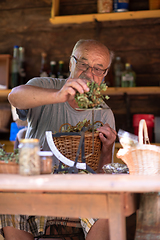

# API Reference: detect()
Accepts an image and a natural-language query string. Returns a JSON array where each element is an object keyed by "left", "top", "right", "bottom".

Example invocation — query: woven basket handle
[
  {"left": 138, "top": 119, "right": 150, "bottom": 145},
  {"left": 59, "top": 123, "right": 72, "bottom": 132},
  {"left": 94, "top": 121, "right": 103, "bottom": 126}
]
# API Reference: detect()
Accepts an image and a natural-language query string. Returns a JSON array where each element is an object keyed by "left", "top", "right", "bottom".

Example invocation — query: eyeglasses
[{"left": 72, "top": 55, "right": 109, "bottom": 77}]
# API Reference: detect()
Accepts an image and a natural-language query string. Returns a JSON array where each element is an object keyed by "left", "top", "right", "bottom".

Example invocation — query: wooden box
[
  {"left": 0, "top": 55, "right": 11, "bottom": 89},
  {"left": 149, "top": 0, "right": 160, "bottom": 9}
]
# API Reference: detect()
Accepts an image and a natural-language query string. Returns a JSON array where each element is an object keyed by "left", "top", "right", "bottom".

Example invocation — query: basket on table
[
  {"left": 0, "top": 145, "right": 19, "bottom": 174},
  {"left": 117, "top": 119, "right": 160, "bottom": 175},
  {"left": 53, "top": 122, "right": 102, "bottom": 171},
  {"left": 0, "top": 161, "right": 19, "bottom": 174}
]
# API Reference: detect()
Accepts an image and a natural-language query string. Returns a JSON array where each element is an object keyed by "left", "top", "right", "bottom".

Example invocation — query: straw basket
[
  {"left": 117, "top": 119, "right": 160, "bottom": 175},
  {"left": 53, "top": 123, "right": 102, "bottom": 171},
  {"left": 0, "top": 161, "right": 19, "bottom": 174}
]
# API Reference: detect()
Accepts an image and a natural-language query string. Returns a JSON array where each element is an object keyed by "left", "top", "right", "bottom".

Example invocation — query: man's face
[{"left": 69, "top": 43, "right": 110, "bottom": 85}]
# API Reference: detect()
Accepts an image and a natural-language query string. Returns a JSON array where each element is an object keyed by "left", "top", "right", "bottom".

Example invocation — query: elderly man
[{"left": 2, "top": 39, "right": 116, "bottom": 240}]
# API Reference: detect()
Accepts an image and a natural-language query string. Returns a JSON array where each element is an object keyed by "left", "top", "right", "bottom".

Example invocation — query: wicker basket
[
  {"left": 117, "top": 119, "right": 160, "bottom": 175},
  {"left": 0, "top": 161, "right": 19, "bottom": 174},
  {"left": 53, "top": 124, "right": 101, "bottom": 171}
]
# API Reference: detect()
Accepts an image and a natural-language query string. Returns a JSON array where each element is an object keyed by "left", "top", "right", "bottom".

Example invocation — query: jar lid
[
  {"left": 38, "top": 151, "right": 53, "bottom": 156},
  {"left": 20, "top": 138, "right": 39, "bottom": 143}
]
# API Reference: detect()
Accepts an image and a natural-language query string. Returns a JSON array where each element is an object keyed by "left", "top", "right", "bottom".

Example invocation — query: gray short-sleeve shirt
[{"left": 17, "top": 77, "right": 115, "bottom": 165}]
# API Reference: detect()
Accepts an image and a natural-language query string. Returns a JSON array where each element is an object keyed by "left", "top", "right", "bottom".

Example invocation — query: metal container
[
  {"left": 113, "top": 0, "right": 129, "bottom": 12},
  {"left": 19, "top": 138, "right": 40, "bottom": 175},
  {"left": 102, "top": 163, "right": 129, "bottom": 174}
]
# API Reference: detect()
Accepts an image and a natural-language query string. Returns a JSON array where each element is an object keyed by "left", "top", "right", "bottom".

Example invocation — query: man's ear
[{"left": 104, "top": 69, "right": 109, "bottom": 77}]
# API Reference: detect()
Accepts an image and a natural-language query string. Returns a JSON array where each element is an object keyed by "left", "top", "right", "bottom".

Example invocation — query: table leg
[
  {"left": 135, "top": 192, "right": 160, "bottom": 240},
  {"left": 108, "top": 193, "right": 126, "bottom": 240}
]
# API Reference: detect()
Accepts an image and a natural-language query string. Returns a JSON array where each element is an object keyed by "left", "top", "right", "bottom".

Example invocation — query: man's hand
[
  {"left": 57, "top": 78, "right": 89, "bottom": 103},
  {"left": 97, "top": 123, "right": 117, "bottom": 173},
  {"left": 97, "top": 123, "right": 117, "bottom": 152},
  {"left": 8, "top": 78, "right": 89, "bottom": 110}
]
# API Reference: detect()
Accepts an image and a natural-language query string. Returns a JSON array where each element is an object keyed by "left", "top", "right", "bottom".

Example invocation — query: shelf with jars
[
  {"left": 1, "top": 87, "right": 160, "bottom": 100},
  {"left": 50, "top": 0, "right": 160, "bottom": 25}
]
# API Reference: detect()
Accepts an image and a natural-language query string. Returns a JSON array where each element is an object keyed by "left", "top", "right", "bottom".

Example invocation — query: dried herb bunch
[
  {"left": 75, "top": 81, "right": 109, "bottom": 109},
  {"left": 0, "top": 144, "right": 19, "bottom": 163},
  {"left": 61, "top": 119, "right": 103, "bottom": 133}
]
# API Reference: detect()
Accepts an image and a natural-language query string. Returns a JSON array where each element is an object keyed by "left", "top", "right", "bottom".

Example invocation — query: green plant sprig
[
  {"left": 75, "top": 81, "right": 109, "bottom": 109},
  {"left": 0, "top": 145, "right": 19, "bottom": 163}
]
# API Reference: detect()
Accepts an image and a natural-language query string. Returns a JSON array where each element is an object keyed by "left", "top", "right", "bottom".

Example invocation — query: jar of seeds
[{"left": 19, "top": 139, "right": 40, "bottom": 175}]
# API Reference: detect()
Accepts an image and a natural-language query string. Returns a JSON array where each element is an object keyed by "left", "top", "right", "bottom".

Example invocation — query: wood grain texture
[
  {"left": 0, "top": 174, "right": 139, "bottom": 240},
  {"left": 0, "top": 0, "right": 160, "bottom": 138},
  {"left": 0, "top": 192, "right": 109, "bottom": 218},
  {"left": 0, "top": 174, "right": 160, "bottom": 193},
  {"left": 0, "top": 174, "right": 138, "bottom": 219},
  {"left": 0, "top": 0, "right": 159, "bottom": 85}
]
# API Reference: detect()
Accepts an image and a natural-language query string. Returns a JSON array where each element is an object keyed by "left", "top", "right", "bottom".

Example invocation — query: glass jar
[
  {"left": 38, "top": 151, "right": 53, "bottom": 174},
  {"left": 97, "top": 0, "right": 113, "bottom": 13},
  {"left": 19, "top": 138, "right": 40, "bottom": 175}
]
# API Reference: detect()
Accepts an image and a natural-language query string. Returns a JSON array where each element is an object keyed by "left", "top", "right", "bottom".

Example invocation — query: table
[{"left": 0, "top": 174, "right": 160, "bottom": 240}]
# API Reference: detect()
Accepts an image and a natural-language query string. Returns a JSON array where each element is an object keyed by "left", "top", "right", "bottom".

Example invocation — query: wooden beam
[
  {"left": 0, "top": 191, "right": 137, "bottom": 218},
  {"left": 103, "top": 86, "right": 160, "bottom": 96},
  {"left": 50, "top": 10, "right": 160, "bottom": 25},
  {"left": 0, "top": 192, "right": 109, "bottom": 218},
  {"left": 51, "top": 0, "right": 59, "bottom": 18},
  {"left": 1, "top": 87, "right": 160, "bottom": 99}
]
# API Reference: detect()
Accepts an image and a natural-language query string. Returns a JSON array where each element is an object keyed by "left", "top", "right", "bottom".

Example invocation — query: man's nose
[{"left": 85, "top": 66, "right": 94, "bottom": 76}]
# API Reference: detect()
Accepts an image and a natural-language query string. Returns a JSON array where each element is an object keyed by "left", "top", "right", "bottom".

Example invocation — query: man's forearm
[
  {"left": 96, "top": 145, "right": 113, "bottom": 173},
  {"left": 8, "top": 85, "right": 59, "bottom": 109}
]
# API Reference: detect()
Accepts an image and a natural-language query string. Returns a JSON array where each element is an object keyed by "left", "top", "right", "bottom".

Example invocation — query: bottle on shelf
[
  {"left": 10, "top": 45, "right": 19, "bottom": 88},
  {"left": 40, "top": 52, "right": 49, "bottom": 77},
  {"left": 19, "top": 47, "right": 26, "bottom": 85},
  {"left": 57, "top": 60, "right": 64, "bottom": 79},
  {"left": 121, "top": 63, "right": 136, "bottom": 87},
  {"left": 113, "top": 56, "right": 124, "bottom": 87},
  {"left": 49, "top": 61, "right": 57, "bottom": 78}
]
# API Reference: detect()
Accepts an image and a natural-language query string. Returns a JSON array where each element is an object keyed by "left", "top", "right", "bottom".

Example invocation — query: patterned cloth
[
  {"left": 81, "top": 218, "right": 98, "bottom": 238},
  {"left": 0, "top": 215, "right": 97, "bottom": 238}
]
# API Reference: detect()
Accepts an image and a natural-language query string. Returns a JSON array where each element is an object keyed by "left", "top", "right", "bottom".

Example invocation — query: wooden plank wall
[
  {"left": 0, "top": 0, "right": 160, "bottom": 85},
  {"left": 0, "top": 0, "right": 160, "bottom": 136}
]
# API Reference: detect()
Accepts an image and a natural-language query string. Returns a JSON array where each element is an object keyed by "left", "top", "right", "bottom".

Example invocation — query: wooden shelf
[
  {"left": 102, "top": 86, "right": 160, "bottom": 96},
  {"left": 50, "top": 0, "right": 160, "bottom": 25},
  {"left": 0, "top": 89, "right": 11, "bottom": 98},
  {"left": 0, "top": 89, "right": 11, "bottom": 102},
  {"left": 0, "top": 87, "right": 160, "bottom": 99}
]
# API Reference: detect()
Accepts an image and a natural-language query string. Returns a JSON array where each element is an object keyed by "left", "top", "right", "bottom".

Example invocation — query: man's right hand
[{"left": 57, "top": 78, "right": 89, "bottom": 103}]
